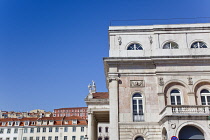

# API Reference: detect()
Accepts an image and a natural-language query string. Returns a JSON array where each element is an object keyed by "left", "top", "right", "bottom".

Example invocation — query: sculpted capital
[{"left": 107, "top": 76, "right": 120, "bottom": 83}]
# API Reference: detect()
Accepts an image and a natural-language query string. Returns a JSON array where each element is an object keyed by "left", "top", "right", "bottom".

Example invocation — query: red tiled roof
[
  {"left": 92, "top": 92, "right": 109, "bottom": 99},
  {"left": 54, "top": 107, "right": 87, "bottom": 110},
  {"left": 0, "top": 116, "right": 87, "bottom": 126}
]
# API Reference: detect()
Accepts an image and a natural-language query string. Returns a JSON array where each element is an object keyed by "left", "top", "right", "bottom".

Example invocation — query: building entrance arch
[
  {"left": 178, "top": 125, "right": 204, "bottom": 140},
  {"left": 135, "top": 136, "right": 144, "bottom": 140}
]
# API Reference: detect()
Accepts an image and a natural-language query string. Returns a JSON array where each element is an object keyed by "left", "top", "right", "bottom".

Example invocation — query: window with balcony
[
  {"left": 201, "top": 89, "right": 210, "bottom": 105},
  {"left": 163, "top": 41, "right": 178, "bottom": 49},
  {"left": 191, "top": 41, "right": 207, "bottom": 48},
  {"left": 127, "top": 43, "right": 143, "bottom": 50},
  {"left": 133, "top": 93, "right": 144, "bottom": 122},
  {"left": 170, "top": 89, "right": 181, "bottom": 105}
]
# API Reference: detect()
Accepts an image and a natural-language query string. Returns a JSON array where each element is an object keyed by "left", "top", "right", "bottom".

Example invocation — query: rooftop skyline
[{"left": 0, "top": 0, "right": 210, "bottom": 111}]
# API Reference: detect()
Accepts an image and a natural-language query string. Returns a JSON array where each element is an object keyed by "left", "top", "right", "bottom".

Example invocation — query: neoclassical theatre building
[{"left": 86, "top": 23, "right": 210, "bottom": 140}]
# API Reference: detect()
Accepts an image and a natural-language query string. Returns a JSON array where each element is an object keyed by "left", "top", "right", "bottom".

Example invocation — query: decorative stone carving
[
  {"left": 107, "top": 76, "right": 120, "bottom": 83},
  {"left": 148, "top": 35, "right": 153, "bottom": 44},
  {"left": 130, "top": 80, "right": 145, "bottom": 88},
  {"left": 158, "top": 77, "right": 164, "bottom": 86},
  {"left": 171, "top": 123, "right": 176, "bottom": 129},
  {"left": 118, "top": 36, "right": 122, "bottom": 45},
  {"left": 188, "top": 77, "right": 193, "bottom": 85}
]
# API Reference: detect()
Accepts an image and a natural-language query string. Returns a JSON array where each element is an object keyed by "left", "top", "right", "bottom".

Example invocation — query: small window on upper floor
[
  {"left": 191, "top": 41, "right": 207, "bottom": 48},
  {"left": 163, "top": 42, "right": 178, "bottom": 49},
  {"left": 127, "top": 43, "right": 143, "bottom": 50}
]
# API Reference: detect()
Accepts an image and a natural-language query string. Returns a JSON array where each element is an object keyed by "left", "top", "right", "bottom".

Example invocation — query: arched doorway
[
  {"left": 135, "top": 136, "right": 144, "bottom": 140},
  {"left": 178, "top": 125, "right": 204, "bottom": 140}
]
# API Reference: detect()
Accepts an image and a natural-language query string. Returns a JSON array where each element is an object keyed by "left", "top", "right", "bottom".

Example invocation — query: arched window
[
  {"left": 105, "top": 137, "right": 109, "bottom": 140},
  {"left": 163, "top": 42, "right": 179, "bottom": 49},
  {"left": 170, "top": 89, "right": 181, "bottom": 105},
  {"left": 200, "top": 89, "right": 210, "bottom": 105},
  {"left": 127, "top": 43, "right": 143, "bottom": 50},
  {"left": 98, "top": 137, "right": 102, "bottom": 140},
  {"left": 133, "top": 93, "right": 144, "bottom": 121},
  {"left": 191, "top": 41, "right": 207, "bottom": 48},
  {"left": 135, "top": 136, "right": 144, "bottom": 140}
]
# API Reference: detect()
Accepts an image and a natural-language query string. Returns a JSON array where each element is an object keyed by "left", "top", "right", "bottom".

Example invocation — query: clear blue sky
[{"left": 0, "top": 0, "right": 210, "bottom": 112}]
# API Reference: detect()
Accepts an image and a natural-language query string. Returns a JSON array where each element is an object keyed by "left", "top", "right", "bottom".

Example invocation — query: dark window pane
[
  {"left": 171, "top": 96, "right": 175, "bottom": 105},
  {"left": 177, "top": 96, "right": 181, "bottom": 105}
]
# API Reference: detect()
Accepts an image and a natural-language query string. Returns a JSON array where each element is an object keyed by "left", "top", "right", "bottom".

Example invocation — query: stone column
[
  {"left": 108, "top": 76, "right": 119, "bottom": 140},
  {"left": 88, "top": 112, "right": 94, "bottom": 140}
]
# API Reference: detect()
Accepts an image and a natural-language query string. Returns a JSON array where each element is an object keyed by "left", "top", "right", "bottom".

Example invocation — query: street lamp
[{"left": 84, "top": 135, "right": 88, "bottom": 140}]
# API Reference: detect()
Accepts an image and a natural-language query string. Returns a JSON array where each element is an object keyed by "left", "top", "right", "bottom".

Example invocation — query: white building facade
[
  {"left": 0, "top": 116, "right": 87, "bottom": 140},
  {"left": 87, "top": 23, "right": 210, "bottom": 140}
]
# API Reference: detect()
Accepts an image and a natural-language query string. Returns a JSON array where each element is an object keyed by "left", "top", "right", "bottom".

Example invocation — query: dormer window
[
  {"left": 15, "top": 121, "right": 20, "bottom": 126},
  {"left": 64, "top": 121, "right": 68, "bottom": 124},
  {"left": 191, "top": 41, "right": 207, "bottom": 48},
  {"left": 163, "top": 42, "right": 178, "bottom": 49},
  {"left": 8, "top": 121, "right": 13, "bottom": 126},
  {"left": 127, "top": 43, "right": 143, "bottom": 50},
  {"left": 72, "top": 120, "right": 77, "bottom": 124},
  {"left": 2, "top": 122, "right": 6, "bottom": 126},
  {"left": 31, "top": 121, "right": 35, "bottom": 125},
  {"left": 25, "top": 121, "right": 29, "bottom": 126}
]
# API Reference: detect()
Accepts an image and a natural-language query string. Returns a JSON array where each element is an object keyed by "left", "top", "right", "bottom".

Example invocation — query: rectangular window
[
  {"left": 30, "top": 128, "right": 34, "bottom": 133},
  {"left": 43, "top": 127, "right": 46, "bottom": 132},
  {"left": 36, "top": 137, "right": 39, "bottom": 140},
  {"left": 6, "top": 138, "right": 10, "bottom": 140},
  {"left": 81, "top": 127, "right": 84, "bottom": 132},
  {"left": 64, "top": 136, "right": 67, "bottom": 140},
  {"left": 72, "top": 136, "right": 76, "bottom": 140},
  {"left": 64, "top": 127, "right": 68, "bottom": 132},
  {"left": 30, "top": 137, "right": 33, "bottom": 140},
  {"left": 14, "top": 128, "right": 18, "bottom": 133},
  {"left": 37, "top": 127, "right": 40, "bottom": 133},
  {"left": 24, "top": 128, "right": 27, "bottom": 133},
  {"left": 105, "top": 127, "right": 109, "bottom": 133},
  {"left": 72, "top": 127, "right": 76, "bottom": 132},
  {"left": 23, "top": 137, "right": 27, "bottom": 140},
  {"left": 7, "top": 128, "right": 11, "bottom": 134},
  {"left": 48, "top": 136, "right": 52, "bottom": 140},
  {"left": 49, "top": 127, "right": 52, "bottom": 132},
  {"left": 42, "top": 137, "right": 45, "bottom": 140},
  {"left": 80, "top": 136, "right": 84, "bottom": 140},
  {"left": 13, "top": 137, "right": 17, "bottom": 140},
  {"left": 55, "top": 127, "right": 59, "bottom": 132},
  {"left": 0, "top": 129, "right": 4, "bottom": 134},
  {"left": 99, "top": 127, "right": 102, "bottom": 133},
  {"left": 55, "top": 136, "right": 58, "bottom": 140},
  {"left": 0, "top": 138, "right": 2, "bottom": 140}
]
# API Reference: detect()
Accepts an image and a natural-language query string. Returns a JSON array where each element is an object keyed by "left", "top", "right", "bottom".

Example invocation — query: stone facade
[{"left": 87, "top": 23, "right": 210, "bottom": 140}]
